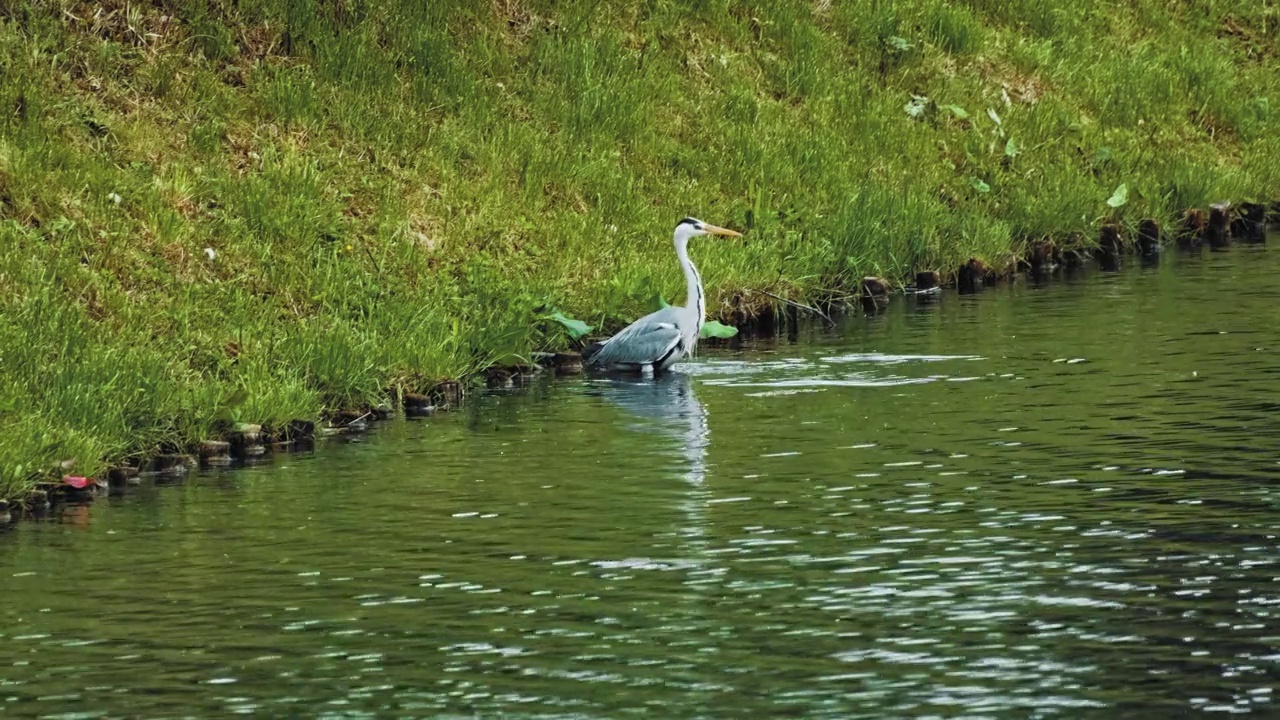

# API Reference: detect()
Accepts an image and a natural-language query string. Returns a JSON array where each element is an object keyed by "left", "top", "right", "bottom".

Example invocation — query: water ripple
[{"left": 3, "top": 247, "right": 1280, "bottom": 717}]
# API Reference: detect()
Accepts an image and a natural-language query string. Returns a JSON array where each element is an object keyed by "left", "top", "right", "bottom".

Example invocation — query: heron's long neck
[{"left": 676, "top": 238, "right": 704, "bottom": 332}]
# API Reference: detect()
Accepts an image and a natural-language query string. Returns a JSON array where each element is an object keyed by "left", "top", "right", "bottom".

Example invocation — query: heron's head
[{"left": 674, "top": 217, "right": 743, "bottom": 244}]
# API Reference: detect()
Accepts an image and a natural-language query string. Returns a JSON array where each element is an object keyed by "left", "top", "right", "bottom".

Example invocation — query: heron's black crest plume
[{"left": 677, "top": 217, "right": 700, "bottom": 228}]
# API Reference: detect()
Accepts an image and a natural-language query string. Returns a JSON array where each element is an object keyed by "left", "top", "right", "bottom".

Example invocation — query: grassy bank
[{"left": 2, "top": 0, "right": 1279, "bottom": 502}]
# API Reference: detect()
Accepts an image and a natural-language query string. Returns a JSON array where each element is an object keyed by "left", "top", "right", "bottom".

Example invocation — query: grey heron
[{"left": 583, "top": 217, "right": 742, "bottom": 373}]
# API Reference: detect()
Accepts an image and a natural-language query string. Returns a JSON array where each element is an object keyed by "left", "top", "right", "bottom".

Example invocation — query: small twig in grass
[
  {"left": 362, "top": 245, "right": 384, "bottom": 277},
  {"left": 756, "top": 289, "right": 836, "bottom": 327}
]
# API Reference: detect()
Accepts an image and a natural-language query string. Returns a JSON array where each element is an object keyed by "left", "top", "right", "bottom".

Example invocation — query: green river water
[{"left": 3, "top": 240, "right": 1280, "bottom": 718}]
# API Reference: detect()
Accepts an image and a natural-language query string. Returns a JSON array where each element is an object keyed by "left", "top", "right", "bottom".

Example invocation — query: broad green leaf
[
  {"left": 944, "top": 104, "right": 969, "bottom": 119},
  {"left": 1106, "top": 183, "right": 1129, "bottom": 208},
  {"left": 1004, "top": 137, "right": 1019, "bottom": 157},
  {"left": 549, "top": 311, "right": 592, "bottom": 339},
  {"left": 904, "top": 95, "right": 931, "bottom": 119},
  {"left": 886, "top": 35, "right": 913, "bottom": 52},
  {"left": 969, "top": 177, "right": 991, "bottom": 193},
  {"left": 700, "top": 321, "right": 738, "bottom": 339}
]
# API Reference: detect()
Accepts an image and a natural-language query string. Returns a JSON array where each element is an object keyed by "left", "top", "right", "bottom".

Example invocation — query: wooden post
[
  {"left": 284, "top": 418, "right": 316, "bottom": 441},
  {"left": 430, "top": 380, "right": 463, "bottom": 407},
  {"left": 958, "top": 258, "right": 985, "bottom": 294},
  {"left": 1181, "top": 208, "right": 1207, "bottom": 248},
  {"left": 107, "top": 466, "right": 139, "bottom": 488},
  {"left": 552, "top": 352, "right": 584, "bottom": 375},
  {"left": 198, "top": 440, "right": 232, "bottom": 466},
  {"left": 914, "top": 271, "right": 940, "bottom": 291},
  {"left": 1137, "top": 219, "right": 1161, "bottom": 256},
  {"left": 860, "top": 276, "right": 891, "bottom": 312},
  {"left": 1207, "top": 202, "right": 1232, "bottom": 248},
  {"left": 1097, "top": 224, "right": 1121, "bottom": 269},
  {"left": 403, "top": 393, "right": 433, "bottom": 417},
  {"left": 228, "top": 425, "right": 267, "bottom": 457},
  {"left": 152, "top": 453, "right": 195, "bottom": 475},
  {"left": 1027, "top": 240, "right": 1056, "bottom": 275},
  {"left": 1234, "top": 202, "right": 1267, "bottom": 242}
]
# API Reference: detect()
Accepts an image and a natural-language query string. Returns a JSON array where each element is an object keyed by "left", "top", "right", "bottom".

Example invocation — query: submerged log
[
  {"left": 1137, "top": 219, "right": 1161, "bottom": 256},
  {"left": 1207, "top": 202, "right": 1232, "bottom": 248},
  {"left": 1233, "top": 202, "right": 1267, "bottom": 242}
]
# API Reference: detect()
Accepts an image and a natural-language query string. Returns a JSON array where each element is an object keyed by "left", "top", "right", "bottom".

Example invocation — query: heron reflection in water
[{"left": 589, "top": 370, "right": 713, "bottom": 562}]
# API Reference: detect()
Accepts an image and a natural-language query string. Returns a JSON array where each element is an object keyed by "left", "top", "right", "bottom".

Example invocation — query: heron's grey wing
[{"left": 586, "top": 308, "right": 685, "bottom": 367}]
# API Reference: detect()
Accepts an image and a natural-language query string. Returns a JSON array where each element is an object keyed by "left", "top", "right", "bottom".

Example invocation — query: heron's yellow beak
[{"left": 703, "top": 223, "right": 743, "bottom": 238}]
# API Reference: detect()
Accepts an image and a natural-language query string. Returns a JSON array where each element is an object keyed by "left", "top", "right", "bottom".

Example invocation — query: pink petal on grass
[{"left": 63, "top": 475, "right": 91, "bottom": 489}]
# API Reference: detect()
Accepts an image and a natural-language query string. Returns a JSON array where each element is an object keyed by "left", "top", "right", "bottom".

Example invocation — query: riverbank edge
[{"left": 1, "top": 199, "right": 1276, "bottom": 521}]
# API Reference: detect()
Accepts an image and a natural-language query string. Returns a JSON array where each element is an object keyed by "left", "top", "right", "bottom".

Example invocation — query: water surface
[{"left": 3, "top": 243, "right": 1280, "bottom": 717}]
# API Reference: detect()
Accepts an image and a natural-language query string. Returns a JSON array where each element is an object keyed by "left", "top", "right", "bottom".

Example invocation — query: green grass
[{"left": 1, "top": 0, "right": 1278, "bottom": 502}]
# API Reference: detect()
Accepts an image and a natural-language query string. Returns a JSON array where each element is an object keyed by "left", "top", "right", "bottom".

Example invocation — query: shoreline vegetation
[{"left": 1, "top": 1, "right": 1278, "bottom": 507}]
